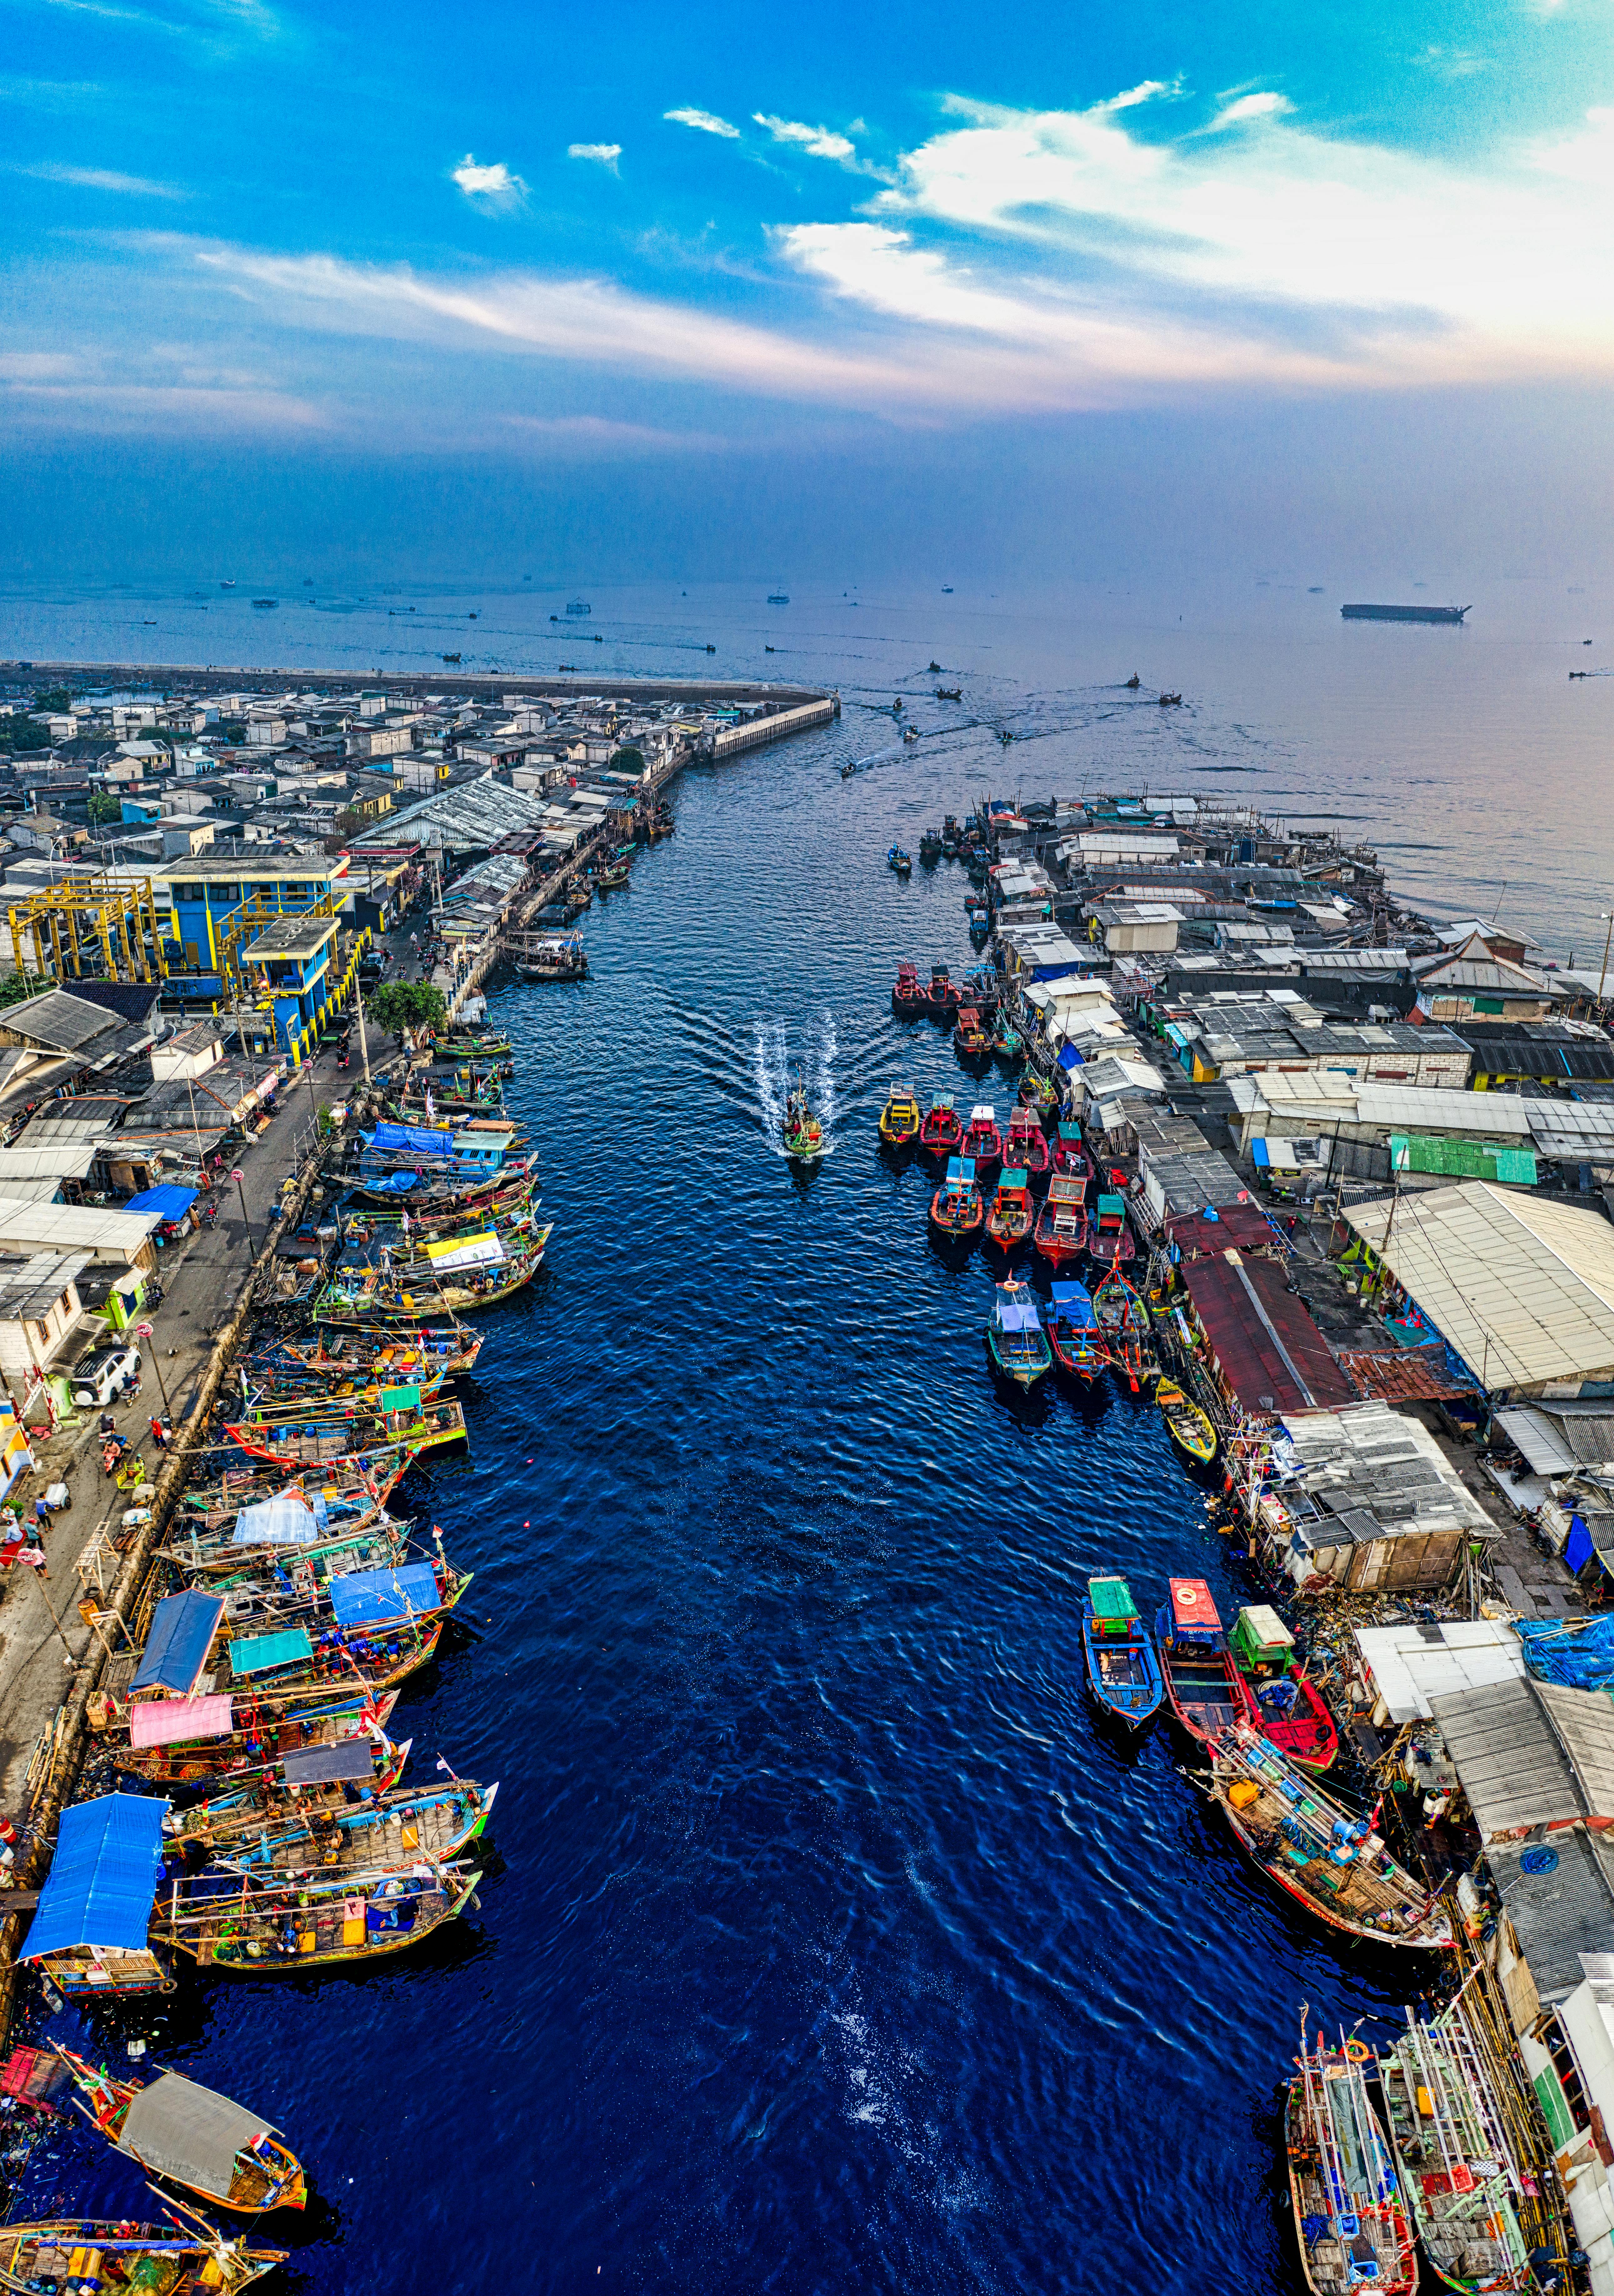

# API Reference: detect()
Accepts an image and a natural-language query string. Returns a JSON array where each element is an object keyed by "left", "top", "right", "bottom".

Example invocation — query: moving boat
[
  {"left": 1287, "top": 2018, "right": 1418, "bottom": 2295},
  {"left": 1004, "top": 1106, "right": 1050, "bottom": 1182},
  {"left": 929, "top": 1155, "right": 983, "bottom": 1241},
  {"left": 1087, "top": 1191, "right": 1136, "bottom": 1271},
  {"left": 919, "top": 828, "right": 942, "bottom": 864},
  {"left": 887, "top": 845, "right": 913, "bottom": 877},
  {"left": 0, "top": 2222, "right": 285, "bottom": 2293},
  {"left": 986, "top": 1278, "right": 1053, "bottom": 1388},
  {"left": 961, "top": 1103, "right": 1002, "bottom": 1174},
  {"left": 985, "top": 1166, "right": 1033, "bottom": 1252},
  {"left": 1032, "top": 1175, "right": 1088, "bottom": 1268},
  {"left": 1230, "top": 1605, "right": 1338, "bottom": 1773},
  {"left": 783, "top": 1077, "right": 825, "bottom": 1163},
  {"left": 1379, "top": 2003, "right": 1542, "bottom": 2293},
  {"left": 52, "top": 2048, "right": 308, "bottom": 2212},
  {"left": 1051, "top": 1123, "right": 1091, "bottom": 1186},
  {"left": 927, "top": 964, "right": 962, "bottom": 1016},
  {"left": 1155, "top": 1380, "right": 1218, "bottom": 1465},
  {"left": 1046, "top": 1280, "right": 1106, "bottom": 1382},
  {"left": 936, "top": 686, "right": 961, "bottom": 701},
  {"left": 1082, "top": 1576, "right": 1165, "bottom": 1727},
  {"left": 878, "top": 1084, "right": 922, "bottom": 1146},
  {"left": 1153, "top": 1577, "right": 1247, "bottom": 1745},
  {"left": 954, "top": 1005, "right": 991, "bottom": 1060},
  {"left": 1214, "top": 1729, "right": 1453, "bottom": 1948},
  {"left": 892, "top": 961, "right": 928, "bottom": 1019},
  {"left": 919, "top": 1094, "right": 963, "bottom": 1156}
]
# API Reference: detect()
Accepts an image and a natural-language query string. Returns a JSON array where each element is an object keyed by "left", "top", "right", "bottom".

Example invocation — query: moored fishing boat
[
  {"left": 965, "top": 895, "right": 989, "bottom": 933},
  {"left": 166, "top": 1732, "right": 411, "bottom": 1850},
  {"left": 205, "top": 1776, "right": 498, "bottom": 1879},
  {"left": 1018, "top": 1066, "right": 1058, "bottom": 1116},
  {"left": 919, "top": 1094, "right": 963, "bottom": 1156},
  {"left": 878, "top": 1084, "right": 921, "bottom": 1146},
  {"left": 782, "top": 1075, "right": 825, "bottom": 1162},
  {"left": 277, "top": 1323, "right": 484, "bottom": 1384},
  {"left": 1230, "top": 1606, "right": 1338, "bottom": 1773},
  {"left": 953, "top": 1005, "right": 992, "bottom": 1059},
  {"left": 887, "top": 844, "right": 913, "bottom": 877},
  {"left": 225, "top": 1393, "right": 469, "bottom": 1469},
  {"left": 431, "top": 1030, "right": 513, "bottom": 1060},
  {"left": 1215, "top": 1729, "right": 1453, "bottom": 1948},
  {"left": 1087, "top": 1191, "right": 1136, "bottom": 1272},
  {"left": 0, "top": 2221, "right": 286, "bottom": 2293},
  {"left": 153, "top": 1857, "right": 484, "bottom": 1972},
  {"left": 104, "top": 1688, "right": 402, "bottom": 1787},
  {"left": 985, "top": 1167, "right": 1033, "bottom": 1252},
  {"left": 1082, "top": 1576, "right": 1165, "bottom": 1727},
  {"left": 1287, "top": 2017, "right": 1418, "bottom": 2294},
  {"left": 1093, "top": 1270, "right": 1155, "bottom": 1390},
  {"left": 1155, "top": 1380, "right": 1218, "bottom": 1465},
  {"left": 929, "top": 1155, "right": 983, "bottom": 1242},
  {"left": 514, "top": 933, "right": 588, "bottom": 982},
  {"left": 928, "top": 964, "right": 962, "bottom": 1016},
  {"left": 961, "top": 1103, "right": 1002, "bottom": 1174},
  {"left": 1033, "top": 1175, "right": 1088, "bottom": 1269},
  {"left": 892, "top": 961, "right": 928, "bottom": 1019},
  {"left": 986, "top": 1278, "right": 1053, "bottom": 1387},
  {"left": 992, "top": 1010, "right": 1024, "bottom": 1062},
  {"left": 1379, "top": 2002, "right": 1543, "bottom": 2292},
  {"left": 53, "top": 2048, "right": 308, "bottom": 2213},
  {"left": 1005, "top": 1106, "right": 1050, "bottom": 1183},
  {"left": 1154, "top": 1577, "right": 1248, "bottom": 1744},
  {"left": 1051, "top": 1122, "right": 1091, "bottom": 1186},
  {"left": 1046, "top": 1280, "right": 1106, "bottom": 1381}
]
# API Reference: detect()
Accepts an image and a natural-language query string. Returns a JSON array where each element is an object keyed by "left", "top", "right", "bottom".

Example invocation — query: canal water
[{"left": 14, "top": 710, "right": 1445, "bottom": 2292}]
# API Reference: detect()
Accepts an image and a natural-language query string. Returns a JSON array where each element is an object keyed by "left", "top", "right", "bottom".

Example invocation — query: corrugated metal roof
[
  {"left": 1432, "top": 1678, "right": 1586, "bottom": 1834},
  {"left": 1492, "top": 1832, "right": 1614, "bottom": 2002},
  {"left": 1345, "top": 1181, "right": 1614, "bottom": 1393},
  {"left": 1354, "top": 1619, "right": 1525, "bottom": 1722},
  {"left": 1277, "top": 1400, "right": 1492, "bottom": 1531},
  {"left": 1180, "top": 1248, "right": 1354, "bottom": 1414},
  {"left": 0, "top": 1248, "right": 92, "bottom": 1320}
]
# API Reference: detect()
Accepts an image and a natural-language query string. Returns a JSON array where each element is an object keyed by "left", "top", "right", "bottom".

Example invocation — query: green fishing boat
[{"left": 782, "top": 1076, "right": 825, "bottom": 1162}]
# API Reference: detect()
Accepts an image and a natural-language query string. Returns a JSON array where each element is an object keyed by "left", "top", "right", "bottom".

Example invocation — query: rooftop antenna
[{"left": 1490, "top": 878, "right": 1507, "bottom": 924}]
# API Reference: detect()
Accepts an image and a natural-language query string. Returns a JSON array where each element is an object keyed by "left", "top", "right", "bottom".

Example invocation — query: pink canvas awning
[{"left": 129, "top": 1694, "right": 233, "bottom": 1748}]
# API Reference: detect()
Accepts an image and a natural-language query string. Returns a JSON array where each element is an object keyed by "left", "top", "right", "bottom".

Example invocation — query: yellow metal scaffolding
[{"left": 6, "top": 873, "right": 168, "bottom": 987}]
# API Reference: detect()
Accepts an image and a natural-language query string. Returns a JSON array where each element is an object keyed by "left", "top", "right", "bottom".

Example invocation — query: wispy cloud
[
  {"left": 35, "top": 0, "right": 281, "bottom": 43},
  {"left": 451, "top": 153, "right": 526, "bottom": 208},
  {"left": 664, "top": 106, "right": 739, "bottom": 138},
  {"left": 18, "top": 161, "right": 183, "bottom": 196},
  {"left": 568, "top": 142, "right": 622, "bottom": 173},
  {"left": 753, "top": 113, "right": 857, "bottom": 164},
  {"left": 504, "top": 413, "right": 726, "bottom": 454},
  {"left": 0, "top": 342, "right": 321, "bottom": 433},
  {"left": 1204, "top": 89, "right": 1292, "bottom": 131}
]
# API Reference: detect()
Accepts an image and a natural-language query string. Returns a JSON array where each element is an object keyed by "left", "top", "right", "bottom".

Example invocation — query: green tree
[
  {"left": 86, "top": 789, "right": 123, "bottom": 824},
  {"left": 31, "top": 687, "right": 72, "bottom": 714},
  {"left": 370, "top": 981, "right": 448, "bottom": 1041},
  {"left": 609, "top": 746, "right": 645, "bottom": 774},
  {"left": 0, "top": 972, "right": 40, "bottom": 1010},
  {"left": 0, "top": 716, "right": 52, "bottom": 754}
]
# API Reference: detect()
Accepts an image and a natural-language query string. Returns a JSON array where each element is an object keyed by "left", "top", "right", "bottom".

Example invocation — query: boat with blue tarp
[
  {"left": 986, "top": 1278, "right": 1053, "bottom": 1388},
  {"left": 18, "top": 1791, "right": 173, "bottom": 1998},
  {"left": 1046, "top": 1280, "right": 1106, "bottom": 1383},
  {"left": 1081, "top": 1576, "right": 1165, "bottom": 1727}
]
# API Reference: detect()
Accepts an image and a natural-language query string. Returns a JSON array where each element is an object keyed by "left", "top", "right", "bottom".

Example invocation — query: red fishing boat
[
  {"left": 1032, "top": 1174, "right": 1088, "bottom": 1268},
  {"left": 1005, "top": 1106, "right": 1050, "bottom": 1182},
  {"left": 891, "top": 961, "right": 928, "bottom": 1020},
  {"left": 929, "top": 1155, "right": 984, "bottom": 1241},
  {"left": 961, "top": 1103, "right": 1002, "bottom": 1174},
  {"left": 928, "top": 964, "right": 962, "bottom": 1016},
  {"left": 1047, "top": 1281, "right": 1107, "bottom": 1382},
  {"left": 1153, "top": 1579, "right": 1253, "bottom": 1745},
  {"left": 1230, "top": 1606, "right": 1338, "bottom": 1772},
  {"left": 985, "top": 1167, "right": 1033, "bottom": 1251},
  {"left": 1086, "top": 1190, "right": 1135, "bottom": 1271},
  {"left": 1051, "top": 1122, "right": 1090, "bottom": 1187},
  {"left": 919, "top": 1093, "right": 963, "bottom": 1156},
  {"left": 954, "top": 1005, "right": 991, "bottom": 1058}
]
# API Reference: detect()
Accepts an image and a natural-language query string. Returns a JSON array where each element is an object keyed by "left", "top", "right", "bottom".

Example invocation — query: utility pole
[
  {"left": 355, "top": 969, "right": 371, "bottom": 1085},
  {"left": 1597, "top": 910, "right": 1614, "bottom": 1008}
]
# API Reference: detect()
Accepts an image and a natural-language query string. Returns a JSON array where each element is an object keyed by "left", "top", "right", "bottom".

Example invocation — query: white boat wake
[{"left": 753, "top": 1018, "right": 837, "bottom": 1158}]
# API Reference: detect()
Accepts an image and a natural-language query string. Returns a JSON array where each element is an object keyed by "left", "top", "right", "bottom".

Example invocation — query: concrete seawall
[{"left": 709, "top": 696, "right": 839, "bottom": 760}]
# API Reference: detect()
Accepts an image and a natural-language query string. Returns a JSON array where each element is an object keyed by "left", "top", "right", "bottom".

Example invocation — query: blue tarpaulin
[
  {"left": 23, "top": 1793, "right": 170, "bottom": 1959},
  {"left": 123, "top": 1184, "right": 198, "bottom": 1224},
  {"left": 369, "top": 1172, "right": 419, "bottom": 1194},
  {"left": 1566, "top": 1515, "right": 1596, "bottom": 1578},
  {"left": 370, "top": 1123, "right": 454, "bottom": 1155},
  {"left": 329, "top": 1561, "right": 440, "bottom": 1628},
  {"left": 231, "top": 1628, "right": 313, "bottom": 1678},
  {"left": 1518, "top": 1612, "right": 1614, "bottom": 1687},
  {"left": 1057, "top": 1044, "right": 1083, "bottom": 1071},
  {"left": 130, "top": 1590, "right": 224, "bottom": 1695}
]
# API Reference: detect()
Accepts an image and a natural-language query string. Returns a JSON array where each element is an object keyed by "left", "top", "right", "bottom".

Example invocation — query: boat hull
[{"left": 1081, "top": 1610, "right": 1164, "bottom": 1726}]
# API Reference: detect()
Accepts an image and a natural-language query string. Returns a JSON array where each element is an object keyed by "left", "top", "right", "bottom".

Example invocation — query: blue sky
[{"left": 3, "top": 0, "right": 1612, "bottom": 581}]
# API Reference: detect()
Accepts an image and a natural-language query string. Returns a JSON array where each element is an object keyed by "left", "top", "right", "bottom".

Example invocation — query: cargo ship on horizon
[{"left": 1341, "top": 601, "right": 1470, "bottom": 624}]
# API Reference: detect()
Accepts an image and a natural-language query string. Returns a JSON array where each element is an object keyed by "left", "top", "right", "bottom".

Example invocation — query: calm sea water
[{"left": 2, "top": 577, "right": 1597, "bottom": 2287}]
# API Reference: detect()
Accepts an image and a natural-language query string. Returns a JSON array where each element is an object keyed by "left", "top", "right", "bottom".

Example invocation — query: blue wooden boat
[
  {"left": 986, "top": 1278, "right": 1053, "bottom": 1387},
  {"left": 1082, "top": 1575, "right": 1165, "bottom": 1727}
]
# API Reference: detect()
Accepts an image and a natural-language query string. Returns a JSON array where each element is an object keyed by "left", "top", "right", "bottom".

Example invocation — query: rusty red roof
[{"left": 1180, "top": 1249, "right": 1355, "bottom": 1416}]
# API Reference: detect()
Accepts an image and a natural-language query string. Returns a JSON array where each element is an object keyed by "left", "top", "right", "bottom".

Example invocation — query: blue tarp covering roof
[
  {"left": 1058, "top": 1045, "right": 1082, "bottom": 1071},
  {"left": 23, "top": 1793, "right": 169, "bottom": 1960},
  {"left": 1518, "top": 1613, "right": 1614, "bottom": 1688},
  {"left": 1051, "top": 1281, "right": 1096, "bottom": 1321},
  {"left": 130, "top": 1590, "right": 224, "bottom": 1695},
  {"left": 944, "top": 1157, "right": 976, "bottom": 1185},
  {"left": 329, "top": 1561, "right": 440, "bottom": 1628},
  {"left": 231, "top": 1627, "right": 313, "bottom": 1678},
  {"left": 371, "top": 1122, "right": 454, "bottom": 1155},
  {"left": 123, "top": 1184, "right": 198, "bottom": 1223}
]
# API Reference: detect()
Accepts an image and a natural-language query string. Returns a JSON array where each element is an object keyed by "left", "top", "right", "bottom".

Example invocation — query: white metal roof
[
  {"left": 1345, "top": 1181, "right": 1614, "bottom": 1392},
  {"left": 1353, "top": 1619, "right": 1525, "bottom": 1722},
  {"left": 0, "top": 1197, "right": 163, "bottom": 1259},
  {"left": 0, "top": 1143, "right": 97, "bottom": 1185}
]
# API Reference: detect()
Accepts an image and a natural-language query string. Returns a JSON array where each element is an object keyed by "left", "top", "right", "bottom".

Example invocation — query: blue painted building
[{"left": 158, "top": 856, "right": 363, "bottom": 1060}]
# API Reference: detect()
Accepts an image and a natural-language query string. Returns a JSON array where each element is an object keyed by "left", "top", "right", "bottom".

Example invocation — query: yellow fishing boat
[{"left": 1155, "top": 1380, "right": 1218, "bottom": 1465}]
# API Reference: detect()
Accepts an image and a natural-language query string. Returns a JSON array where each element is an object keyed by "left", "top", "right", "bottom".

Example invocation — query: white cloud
[
  {"left": 664, "top": 107, "right": 739, "bottom": 138},
  {"left": 504, "top": 413, "right": 726, "bottom": 453},
  {"left": 1205, "top": 90, "right": 1292, "bottom": 131},
  {"left": 753, "top": 114, "right": 856, "bottom": 164},
  {"left": 19, "top": 161, "right": 182, "bottom": 196},
  {"left": 451, "top": 153, "right": 525, "bottom": 207},
  {"left": 568, "top": 142, "right": 622, "bottom": 172}
]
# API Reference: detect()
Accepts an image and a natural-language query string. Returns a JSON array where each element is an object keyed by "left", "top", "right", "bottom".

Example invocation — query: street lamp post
[
  {"left": 231, "top": 1165, "right": 255, "bottom": 1264},
  {"left": 132, "top": 1318, "right": 173, "bottom": 1421}
]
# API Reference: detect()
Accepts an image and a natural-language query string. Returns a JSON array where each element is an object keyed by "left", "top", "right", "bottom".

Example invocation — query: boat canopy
[
  {"left": 1058, "top": 1123, "right": 1083, "bottom": 1142},
  {"left": 230, "top": 1627, "right": 314, "bottom": 1679},
  {"left": 970, "top": 1105, "right": 996, "bottom": 1123},
  {"left": 371, "top": 1122, "right": 455, "bottom": 1155},
  {"left": 1168, "top": 1577, "right": 1224, "bottom": 1641},
  {"left": 1048, "top": 1176, "right": 1085, "bottom": 1203},
  {"left": 129, "top": 1695, "right": 232, "bottom": 1749},
  {"left": 131, "top": 1591, "right": 225, "bottom": 1697},
  {"left": 379, "top": 1384, "right": 421, "bottom": 1413},
  {"left": 23, "top": 1794, "right": 170, "bottom": 1961},
  {"left": 1096, "top": 1192, "right": 1125, "bottom": 1222},
  {"left": 231, "top": 1494, "right": 318, "bottom": 1548},
  {"left": 422, "top": 1231, "right": 504, "bottom": 1273},
  {"left": 998, "top": 1169, "right": 1028, "bottom": 1192},
  {"left": 995, "top": 1296, "right": 1041, "bottom": 1334},
  {"left": 930, "top": 1094, "right": 953, "bottom": 1109},
  {"left": 945, "top": 1157, "right": 976, "bottom": 1185},
  {"left": 1234, "top": 1605, "right": 1295, "bottom": 1660},
  {"left": 282, "top": 1738, "right": 380, "bottom": 1785},
  {"left": 328, "top": 1561, "right": 441, "bottom": 1629},
  {"left": 1050, "top": 1281, "right": 1095, "bottom": 1320},
  {"left": 1090, "top": 1575, "right": 1140, "bottom": 1625},
  {"left": 117, "top": 2069, "right": 278, "bottom": 2198}
]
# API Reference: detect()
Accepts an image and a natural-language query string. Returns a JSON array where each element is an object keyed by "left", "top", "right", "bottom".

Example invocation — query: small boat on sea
[
  {"left": 1093, "top": 1270, "right": 1154, "bottom": 1390},
  {"left": 878, "top": 1084, "right": 921, "bottom": 1146},
  {"left": 597, "top": 860, "right": 630, "bottom": 890},
  {"left": 1005, "top": 1106, "right": 1050, "bottom": 1182},
  {"left": 961, "top": 1103, "right": 1002, "bottom": 1174},
  {"left": 1032, "top": 1174, "right": 1087, "bottom": 1269},
  {"left": 892, "top": 960, "right": 928, "bottom": 1019},
  {"left": 1214, "top": 1729, "right": 1453, "bottom": 1949},
  {"left": 514, "top": 934, "right": 588, "bottom": 983},
  {"left": 1379, "top": 2003, "right": 1541, "bottom": 2292},
  {"left": 929, "top": 1155, "right": 983, "bottom": 1242},
  {"left": 940, "top": 814, "right": 961, "bottom": 854},
  {"left": 965, "top": 895, "right": 989, "bottom": 933},
  {"left": 985, "top": 1167, "right": 1033, "bottom": 1252},
  {"left": 154, "top": 1858, "right": 484, "bottom": 1973},
  {"left": 1047, "top": 1280, "right": 1106, "bottom": 1382},
  {"left": 1154, "top": 1577, "right": 1246, "bottom": 1745},
  {"left": 919, "top": 828, "right": 942, "bottom": 864},
  {"left": 1287, "top": 2018, "right": 1418, "bottom": 2295},
  {"left": 1082, "top": 1576, "right": 1165, "bottom": 1728},
  {"left": 782, "top": 1076, "right": 825, "bottom": 1163},
  {"left": 0, "top": 2221, "right": 286, "bottom": 2293},
  {"left": 53, "top": 2048, "right": 308, "bottom": 2212},
  {"left": 1155, "top": 1380, "right": 1218, "bottom": 1466},
  {"left": 205, "top": 1776, "right": 498, "bottom": 1880},
  {"left": 1052, "top": 1123, "right": 1091, "bottom": 1187},
  {"left": 166, "top": 1733, "right": 411, "bottom": 1851},
  {"left": 1018, "top": 1067, "right": 1058, "bottom": 1116},
  {"left": 928, "top": 964, "right": 962, "bottom": 1016},
  {"left": 1087, "top": 1190, "right": 1136, "bottom": 1272},
  {"left": 1230, "top": 1606, "right": 1338, "bottom": 1773},
  {"left": 992, "top": 1011, "right": 1024, "bottom": 1062},
  {"left": 986, "top": 1278, "right": 1054, "bottom": 1388},
  {"left": 936, "top": 686, "right": 961, "bottom": 701},
  {"left": 919, "top": 1094, "right": 963, "bottom": 1156},
  {"left": 887, "top": 845, "right": 913, "bottom": 877},
  {"left": 954, "top": 1005, "right": 992, "bottom": 1060}
]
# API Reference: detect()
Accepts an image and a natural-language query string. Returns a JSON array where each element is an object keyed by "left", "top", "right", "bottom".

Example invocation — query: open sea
[{"left": 2, "top": 573, "right": 1609, "bottom": 2288}]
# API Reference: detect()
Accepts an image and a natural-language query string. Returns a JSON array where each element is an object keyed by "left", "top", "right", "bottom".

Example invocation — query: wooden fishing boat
[
  {"left": 206, "top": 1777, "right": 498, "bottom": 1880},
  {"left": 313, "top": 1234, "right": 550, "bottom": 1320},
  {"left": 965, "top": 895, "right": 989, "bottom": 933},
  {"left": 892, "top": 961, "right": 928, "bottom": 1019},
  {"left": 162, "top": 1480, "right": 405, "bottom": 1580},
  {"left": 929, "top": 1155, "right": 983, "bottom": 1241},
  {"left": 54, "top": 2048, "right": 308, "bottom": 2212},
  {"left": 0, "top": 2221, "right": 286, "bottom": 2292},
  {"left": 878, "top": 1084, "right": 922, "bottom": 1146},
  {"left": 278, "top": 1324, "right": 484, "bottom": 1383},
  {"left": 919, "top": 828, "right": 943, "bottom": 864},
  {"left": 1287, "top": 2018, "right": 1418, "bottom": 2295},
  {"left": 1046, "top": 1280, "right": 1107, "bottom": 1382},
  {"left": 927, "top": 964, "right": 962, "bottom": 1016},
  {"left": 1155, "top": 1380, "right": 1218, "bottom": 1465},
  {"left": 597, "top": 860, "right": 631, "bottom": 889},
  {"left": 986, "top": 1278, "right": 1053, "bottom": 1388},
  {"left": 225, "top": 1395, "right": 469, "bottom": 1469},
  {"left": 1033, "top": 1175, "right": 1088, "bottom": 1268},
  {"left": 940, "top": 813, "right": 961, "bottom": 852},
  {"left": 992, "top": 1011, "right": 1024, "bottom": 1062},
  {"left": 514, "top": 934, "right": 588, "bottom": 982},
  {"left": 123, "top": 1604, "right": 446, "bottom": 1711},
  {"left": 1230, "top": 1606, "right": 1338, "bottom": 1773},
  {"left": 1018, "top": 1067, "right": 1058, "bottom": 1116},
  {"left": 107, "top": 1690, "right": 402, "bottom": 1787},
  {"left": 1379, "top": 2003, "right": 1542, "bottom": 2293},
  {"left": 919, "top": 1094, "right": 963, "bottom": 1155},
  {"left": 783, "top": 1077, "right": 825, "bottom": 1163},
  {"left": 1087, "top": 1190, "right": 1136, "bottom": 1272},
  {"left": 1005, "top": 1106, "right": 1050, "bottom": 1182},
  {"left": 1153, "top": 1577, "right": 1249, "bottom": 1744},
  {"left": 985, "top": 1167, "right": 1033, "bottom": 1251},
  {"left": 213, "top": 1551, "right": 472, "bottom": 1650},
  {"left": 953, "top": 1005, "right": 992, "bottom": 1059},
  {"left": 167, "top": 1733, "right": 411, "bottom": 1850},
  {"left": 961, "top": 1103, "right": 1002, "bottom": 1174},
  {"left": 1092, "top": 1270, "right": 1155, "bottom": 1390},
  {"left": 1216, "top": 1728, "right": 1453, "bottom": 1947},
  {"left": 431, "top": 1031, "right": 512, "bottom": 1060},
  {"left": 1082, "top": 1576, "right": 1165, "bottom": 1727},
  {"left": 154, "top": 1858, "right": 484, "bottom": 1973},
  {"left": 1052, "top": 1122, "right": 1091, "bottom": 1186},
  {"left": 887, "top": 845, "right": 913, "bottom": 877}
]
